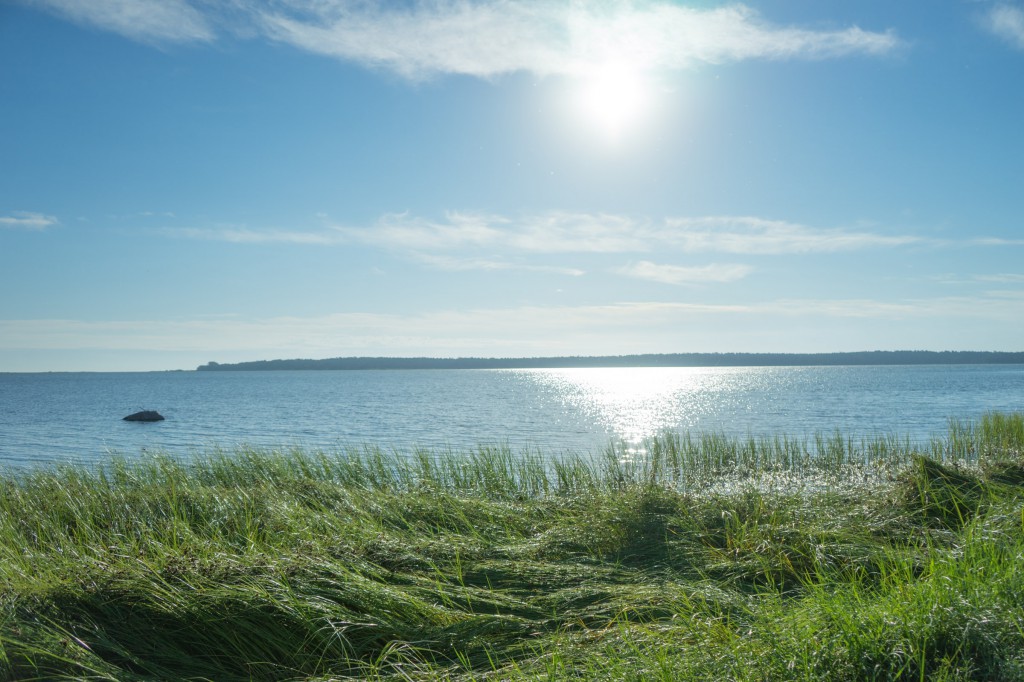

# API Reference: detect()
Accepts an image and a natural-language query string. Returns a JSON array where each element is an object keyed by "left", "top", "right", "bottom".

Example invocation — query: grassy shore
[{"left": 2, "top": 414, "right": 1024, "bottom": 680}]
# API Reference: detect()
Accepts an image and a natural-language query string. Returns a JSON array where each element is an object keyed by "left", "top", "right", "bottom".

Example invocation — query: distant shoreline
[{"left": 196, "top": 351, "right": 1024, "bottom": 371}]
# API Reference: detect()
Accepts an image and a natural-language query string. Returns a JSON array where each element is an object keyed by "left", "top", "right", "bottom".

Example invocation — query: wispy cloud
[
  {"left": 660, "top": 216, "right": 922, "bottom": 254},
  {"left": 165, "top": 210, "right": 933, "bottom": 284},
  {"left": 0, "top": 308, "right": 743, "bottom": 355},
  {"left": 4, "top": 291, "right": 1020, "bottom": 359},
  {"left": 258, "top": 2, "right": 901, "bottom": 79},
  {"left": 0, "top": 211, "right": 59, "bottom": 230},
  {"left": 164, "top": 226, "right": 344, "bottom": 245},
  {"left": 415, "top": 253, "right": 585, "bottom": 276},
  {"left": 342, "top": 211, "right": 648, "bottom": 253},
  {"left": 24, "top": 1, "right": 901, "bottom": 77},
  {"left": 337, "top": 211, "right": 922, "bottom": 257},
  {"left": 969, "top": 236, "right": 1024, "bottom": 247},
  {"left": 763, "top": 294, "right": 1024, "bottom": 321},
  {"left": 615, "top": 260, "right": 752, "bottom": 285},
  {"left": 985, "top": 4, "right": 1024, "bottom": 49},
  {"left": 975, "top": 273, "right": 1024, "bottom": 284},
  {"left": 26, "top": 0, "right": 215, "bottom": 44}
]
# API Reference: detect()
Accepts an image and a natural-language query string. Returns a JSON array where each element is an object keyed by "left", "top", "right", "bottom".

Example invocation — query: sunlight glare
[
  {"left": 572, "top": 63, "right": 653, "bottom": 143},
  {"left": 525, "top": 368, "right": 727, "bottom": 454}
]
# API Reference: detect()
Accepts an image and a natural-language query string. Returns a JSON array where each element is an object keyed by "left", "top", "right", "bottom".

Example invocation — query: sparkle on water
[{"left": 522, "top": 367, "right": 734, "bottom": 450}]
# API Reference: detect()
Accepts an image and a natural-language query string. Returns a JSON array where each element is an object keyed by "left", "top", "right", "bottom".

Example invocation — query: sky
[{"left": 1, "top": 0, "right": 1023, "bottom": 372}]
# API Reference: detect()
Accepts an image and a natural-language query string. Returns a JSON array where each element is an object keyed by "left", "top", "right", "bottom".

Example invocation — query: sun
[{"left": 571, "top": 62, "right": 653, "bottom": 144}]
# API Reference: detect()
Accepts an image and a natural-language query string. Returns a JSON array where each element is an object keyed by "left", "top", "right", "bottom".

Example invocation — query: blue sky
[{"left": 2, "top": 0, "right": 1023, "bottom": 371}]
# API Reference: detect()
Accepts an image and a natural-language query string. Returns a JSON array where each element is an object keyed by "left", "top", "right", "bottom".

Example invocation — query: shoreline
[
  {"left": 2, "top": 413, "right": 1023, "bottom": 679},
  {"left": 197, "top": 350, "right": 1024, "bottom": 371}
]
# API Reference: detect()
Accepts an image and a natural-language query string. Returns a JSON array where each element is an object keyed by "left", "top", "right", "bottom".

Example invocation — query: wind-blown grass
[{"left": 1, "top": 413, "right": 1023, "bottom": 680}]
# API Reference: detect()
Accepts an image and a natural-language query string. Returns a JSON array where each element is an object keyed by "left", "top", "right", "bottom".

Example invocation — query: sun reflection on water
[{"left": 520, "top": 367, "right": 736, "bottom": 452}]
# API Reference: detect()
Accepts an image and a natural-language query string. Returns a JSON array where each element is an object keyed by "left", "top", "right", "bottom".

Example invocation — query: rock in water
[{"left": 123, "top": 410, "right": 165, "bottom": 422}]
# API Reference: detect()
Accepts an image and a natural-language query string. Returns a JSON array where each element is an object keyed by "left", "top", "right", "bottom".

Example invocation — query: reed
[{"left": 1, "top": 413, "right": 1022, "bottom": 680}]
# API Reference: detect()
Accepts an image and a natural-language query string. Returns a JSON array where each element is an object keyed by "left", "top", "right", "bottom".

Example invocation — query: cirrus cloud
[
  {"left": 660, "top": 216, "right": 922, "bottom": 254},
  {"left": 0, "top": 211, "right": 59, "bottom": 230},
  {"left": 22, "top": 1, "right": 901, "bottom": 78},
  {"left": 985, "top": 4, "right": 1024, "bottom": 49},
  {"left": 615, "top": 260, "right": 753, "bottom": 285},
  {"left": 258, "top": 1, "right": 902, "bottom": 79},
  {"left": 334, "top": 211, "right": 922, "bottom": 257},
  {"left": 24, "top": 0, "right": 215, "bottom": 44},
  {"left": 346, "top": 211, "right": 648, "bottom": 254},
  {"left": 3, "top": 291, "right": 1020, "bottom": 361}
]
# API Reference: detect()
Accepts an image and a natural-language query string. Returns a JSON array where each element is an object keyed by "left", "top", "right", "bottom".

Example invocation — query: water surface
[{"left": 0, "top": 365, "right": 1021, "bottom": 468}]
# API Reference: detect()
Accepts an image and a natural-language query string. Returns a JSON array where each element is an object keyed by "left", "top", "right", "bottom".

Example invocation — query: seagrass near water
[
  {"left": 2, "top": 412, "right": 1024, "bottom": 679},
  {"left": 3, "top": 363, "right": 1024, "bottom": 679}
]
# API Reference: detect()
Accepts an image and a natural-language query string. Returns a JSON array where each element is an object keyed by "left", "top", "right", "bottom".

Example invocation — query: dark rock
[{"left": 123, "top": 410, "right": 165, "bottom": 422}]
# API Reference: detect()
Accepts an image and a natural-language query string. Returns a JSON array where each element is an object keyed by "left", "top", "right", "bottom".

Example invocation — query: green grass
[{"left": 1, "top": 413, "right": 1023, "bottom": 680}]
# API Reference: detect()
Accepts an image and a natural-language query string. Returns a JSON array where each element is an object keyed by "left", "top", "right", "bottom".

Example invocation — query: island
[{"left": 197, "top": 350, "right": 1024, "bottom": 371}]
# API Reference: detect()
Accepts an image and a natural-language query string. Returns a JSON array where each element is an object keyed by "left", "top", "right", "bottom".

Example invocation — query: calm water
[{"left": 0, "top": 365, "right": 1022, "bottom": 468}]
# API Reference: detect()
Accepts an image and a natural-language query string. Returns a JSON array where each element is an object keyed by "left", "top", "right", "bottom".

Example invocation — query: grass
[{"left": 1, "top": 413, "right": 1023, "bottom": 680}]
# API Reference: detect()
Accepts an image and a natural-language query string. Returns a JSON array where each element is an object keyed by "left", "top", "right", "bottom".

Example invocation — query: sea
[{"left": 1, "top": 365, "right": 1022, "bottom": 469}]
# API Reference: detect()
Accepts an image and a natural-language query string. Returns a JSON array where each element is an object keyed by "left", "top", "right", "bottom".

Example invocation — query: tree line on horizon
[{"left": 196, "top": 351, "right": 1024, "bottom": 371}]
